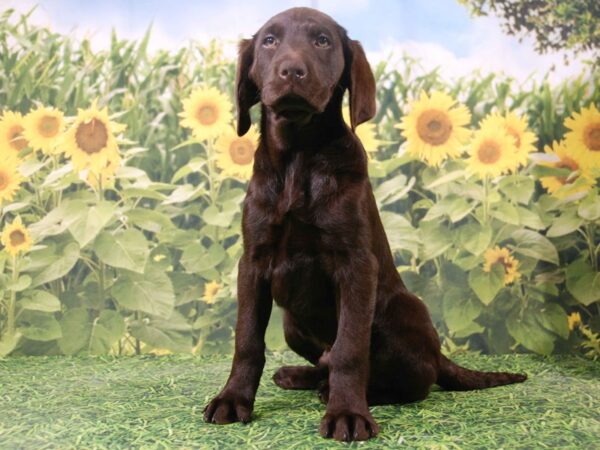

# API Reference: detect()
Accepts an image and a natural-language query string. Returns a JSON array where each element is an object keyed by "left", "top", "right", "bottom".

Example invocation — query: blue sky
[{"left": 3, "top": 0, "right": 591, "bottom": 83}]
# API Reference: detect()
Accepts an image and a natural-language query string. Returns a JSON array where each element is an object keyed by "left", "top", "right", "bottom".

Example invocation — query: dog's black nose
[{"left": 279, "top": 61, "right": 307, "bottom": 81}]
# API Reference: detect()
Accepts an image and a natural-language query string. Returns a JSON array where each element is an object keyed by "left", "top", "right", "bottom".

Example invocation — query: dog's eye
[
  {"left": 315, "top": 35, "right": 330, "bottom": 48},
  {"left": 262, "top": 35, "right": 278, "bottom": 48}
]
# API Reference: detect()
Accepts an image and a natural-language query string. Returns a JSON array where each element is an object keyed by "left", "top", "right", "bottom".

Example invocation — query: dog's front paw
[
  {"left": 203, "top": 394, "right": 253, "bottom": 425},
  {"left": 319, "top": 409, "right": 379, "bottom": 441}
]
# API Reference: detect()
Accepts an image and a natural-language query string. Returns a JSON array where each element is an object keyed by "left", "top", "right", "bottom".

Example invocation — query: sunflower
[
  {"left": 1, "top": 216, "right": 33, "bottom": 257},
  {"left": 23, "top": 106, "right": 65, "bottom": 155},
  {"left": 86, "top": 152, "right": 121, "bottom": 189},
  {"left": 343, "top": 107, "right": 384, "bottom": 157},
  {"left": 564, "top": 104, "right": 600, "bottom": 168},
  {"left": 539, "top": 140, "right": 594, "bottom": 198},
  {"left": 215, "top": 126, "right": 259, "bottom": 180},
  {"left": 179, "top": 87, "right": 233, "bottom": 141},
  {"left": 479, "top": 112, "right": 536, "bottom": 170},
  {"left": 64, "top": 100, "right": 125, "bottom": 173},
  {"left": 466, "top": 126, "right": 516, "bottom": 178},
  {"left": 567, "top": 312, "right": 582, "bottom": 331},
  {"left": 397, "top": 91, "right": 471, "bottom": 167},
  {"left": 0, "top": 111, "right": 29, "bottom": 154},
  {"left": 0, "top": 158, "right": 23, "bottom": 204},
  {"left": 203, "top": 281, "right": 222, "bottom": 304},
  {"left": 483, "top": 246, "right": 521, "bottom": 285}
]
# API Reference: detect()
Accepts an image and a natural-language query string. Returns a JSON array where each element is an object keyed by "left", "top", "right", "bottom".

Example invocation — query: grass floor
[{"left": 0, "top": 352, "right": 598, "bottom": 449}]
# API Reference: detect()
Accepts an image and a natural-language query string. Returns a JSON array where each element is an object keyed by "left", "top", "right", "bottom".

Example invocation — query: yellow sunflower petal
[
  {"left": 483, "top": 246, "right": 521, "bottom": 285},
  {"left": 179, "top": 87, "right": 233, "bottom": 141},
  {"left": 63, "top": 101, "right": 123, "bottom": 174},
  {"left": 1, "top": 216, "right": 33, "bottom": 257},
  {"left": 215, "top": 126, "right": 258, "bottom": 180},
  {"left": 203, "top": 281, "right": 222, "bottom": 304},
  {"left": 564, "top": 104, "right": 600, "bottom": 168},
  {"left": 397, "top": 90, "right": 471, "bottom": 167},
  {"left": 480, "top": 111, "right": 537, "bottom": 170},
  {"left": 466, "top": 126, "right": 516, "bottom": 178},
  {"left": 539, "top": 140, "right": 594, "bottom": 199},
  {"left": 0, "top": 158, "right": 23, "bottom": 204},
  {"left": 0, "top": 111, "right": 29, "bottom": 155},
  {"left": 23, "top": 106, "right": 65, "bottom": 155}
]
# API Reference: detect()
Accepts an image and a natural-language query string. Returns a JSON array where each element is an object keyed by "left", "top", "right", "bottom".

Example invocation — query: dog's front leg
[
  {"left": 320, "top": 251, "right": 379, "bottom": 441},
  {"left": 204, "top": 255, "right": 272, "bottom": 424}
]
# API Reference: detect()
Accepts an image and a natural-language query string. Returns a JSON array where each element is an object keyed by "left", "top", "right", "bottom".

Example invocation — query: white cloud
[{"left": 368, "top": 16, "right": 593, "bottom": 86}]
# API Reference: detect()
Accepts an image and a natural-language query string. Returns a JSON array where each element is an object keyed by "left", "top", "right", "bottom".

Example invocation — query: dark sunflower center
[
  {"left": 9, "top": 125, "right": 28, "bottom": 151},
  {"left": 75, "top": 118, "right": 108, "bottom": 155},
  {"left": 584, "top": 123, "right": 600, "bottom": 151},
  {"left": 477, "top": 140, "right": 501, "bottom": 164},
  {"left": 556, "top": 157, "right": 580, "bottom": 185},
  {"left": 38, "top": 116, "right": 60, "bottom": 138},
  {"left": 416, "top": 110, "right": 453, "bottom": 146},
  {"left": 9, "top": 230, "right": 26, "bottom": 246},
  {"left": 228, "top": 138, "right": 254, "bottom": 165},
  {"left": 196, "top": 104, "right": 218, "bottom": 126}
]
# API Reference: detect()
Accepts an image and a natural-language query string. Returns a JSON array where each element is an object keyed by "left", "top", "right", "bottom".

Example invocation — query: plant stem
[
  {"left": 585, "top": 223, "right": 598, "bottom": 272},
  {"left": 7, "top": 256, "right": 18, "bottom": 337},
  {"left": 483, "top": 175, "right": 490, "bottom": 224}
]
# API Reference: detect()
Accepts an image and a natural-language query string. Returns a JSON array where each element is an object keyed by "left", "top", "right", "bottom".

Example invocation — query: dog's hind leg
[{"left": 273, "top": 311, "right": 328, "bottom": 390}]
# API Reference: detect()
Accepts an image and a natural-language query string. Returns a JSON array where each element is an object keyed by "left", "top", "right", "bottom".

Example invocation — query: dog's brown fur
[{"left": 203, "top": 7, "right": 527, "bottom": 442}]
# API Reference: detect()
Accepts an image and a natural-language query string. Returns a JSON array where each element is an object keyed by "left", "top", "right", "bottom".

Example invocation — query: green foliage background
[{"left": 0, "top": 9, "right": 599, "bottom": 357}]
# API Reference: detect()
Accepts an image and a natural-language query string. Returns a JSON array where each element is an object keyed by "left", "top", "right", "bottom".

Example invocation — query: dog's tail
[{"left": 437, "top": 354, "right": 527, "bottom": 391}]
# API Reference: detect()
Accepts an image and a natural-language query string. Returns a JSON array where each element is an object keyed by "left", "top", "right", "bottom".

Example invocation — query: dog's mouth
[{"left": 268, "top": 94, "right": 319, "bottom": 122}]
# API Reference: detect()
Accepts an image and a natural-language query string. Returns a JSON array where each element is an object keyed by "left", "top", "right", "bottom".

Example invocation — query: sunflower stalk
[{"left": 7, "top": 255, "right": 18, "bottom": 338}]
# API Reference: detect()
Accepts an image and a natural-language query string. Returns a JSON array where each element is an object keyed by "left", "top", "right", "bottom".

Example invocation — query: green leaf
[
  {"left": 0, "top": 332, "right": 21, "bottom": 356},
  {"left": 111, "top": 267, "right": 175, "bottom": 318},
  {"left": 28, "top": 200, "right": 86, "bottom": 239},
  {"left": 58, "top": 309, "right": 90, "bottom": 355},
  {"left": 424, "top": 170, "right": 467, "bottom": 190},
  {"left": 181, "top": 242, "right": 226, "bottom": 273},
  {"left": 380, "top": 212, "right": 420, "bottom": 256},
  {"left": 546, "top": 211, "right": 583, "bottom": 237},
  {"left": 58, "top": 309, "right": 125, "bottom": 355},
  {"left": 419, "top": 222, "right": 453, "bottom": 260},
  {"left": 498, "top": 175, "right": 535, "bottom": 205},
  {"left": 162, "top": 184, "right": 205, "bottom": 205},
  {"left": 125, "top": 208, "right": 174, "bottom": 233},
  {"left": 457, "top": 223, "right": 492, "bottom": 256},
  {"left": 18, "top": 310, "right": 62, "bottom": 342},
  {"left": 94, "top": 229, "right": 150, "bottom": 273},
  {"left": 468, "top": 265, "right": 505, "bottom": 305},
  {"left": 88, "top": 310, "right": 126, "bottom": 354},
  {"left": 578, "top": 194, "right": 600, "bottom": 221},
  {"left": 20, "top": 290, "right": 61, "bottom": 312},
  {"left": 531, "top": 165, "right": 571, "bottom": 179},
  {"left": 566, "top": 258, "right": 600, "bottom": 306},
  {"left": 129, "top": 312, "right": 192, "bottom": 353},
  {"left": 511, "top": 229, "right": 559, "bottom": 265},
  {"left": 516, "top": 207, "right": 546, "bottom": 230},
  {"left": 32, "top": 242, "right": 80, "bottom": 287},
  {"left": 507, "top": 310, "right": 555, "bottom": 355},
  {"left": 443, "top": 287, "right": 483, "bottom": 335},
  {"left": 6, "top": 274, "right": 31, "bottom": 292},
  {"left": 68, "top": 201, "right": 117, "bottom": 248},
  {"left": 201, "top": 205, "right": 238, "bottom": 228},
  {"left": 422, "top": 194, "right": 474, "bottom": 223},
  {"left": 490, "top": 202, "right": 520, "bottom": 225},
  {"left": 535, "top": 304, "right": 568, "bottom": 340}
]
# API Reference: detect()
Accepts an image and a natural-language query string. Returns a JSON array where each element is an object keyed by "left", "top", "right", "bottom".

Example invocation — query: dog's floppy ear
[
  {"left": 236, "top": 38, "right": 259, "bottom": 136},
  {"left": 345, "top": 39, "right": 376, "bottom": 130}
]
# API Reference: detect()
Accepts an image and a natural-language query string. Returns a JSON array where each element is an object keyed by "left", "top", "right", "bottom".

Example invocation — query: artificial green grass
[{"left": 0, "top": 352, "right": 598, "bottom": 449}]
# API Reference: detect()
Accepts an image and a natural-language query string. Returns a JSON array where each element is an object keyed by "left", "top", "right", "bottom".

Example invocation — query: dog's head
[{"left": 236, "top": 7, "right": 376, "bottom": 136}]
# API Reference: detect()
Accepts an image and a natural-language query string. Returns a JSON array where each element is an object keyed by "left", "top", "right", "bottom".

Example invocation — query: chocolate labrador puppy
[{"left": 204, "top": 7, "right": 526, "bottom": 441}]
